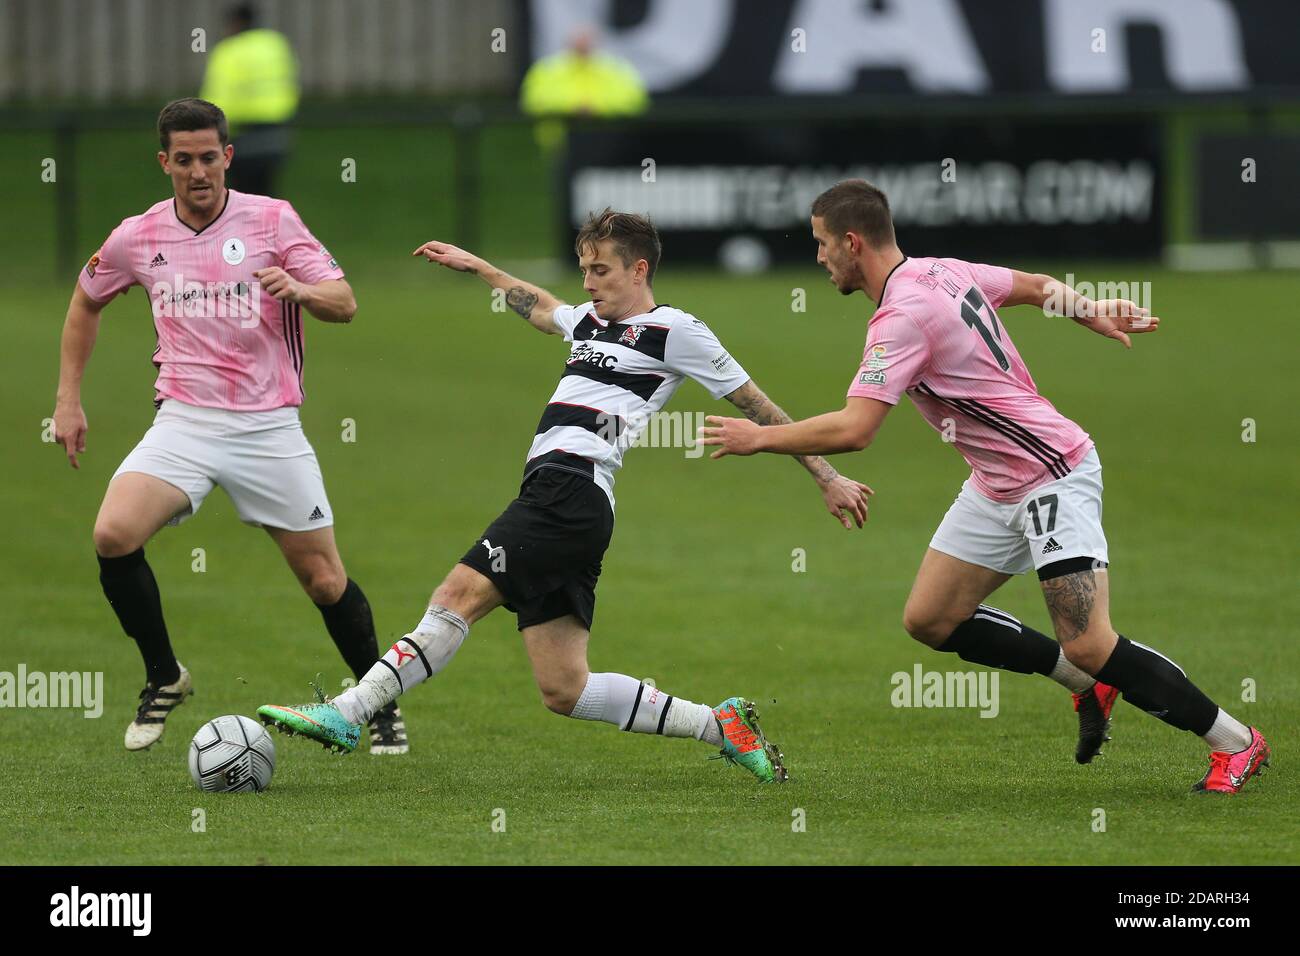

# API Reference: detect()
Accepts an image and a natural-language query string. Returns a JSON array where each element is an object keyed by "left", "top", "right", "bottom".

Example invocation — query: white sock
[
  {"left": 1048, "top": 649, "right": 1096, "bottom": 693},
  {"left": 333, "top": 605, "right": 469, "bottom": 724},
  {"left": 1202, "top": 708, "right": 1252, "bottom": 752},
  {"left": 569, "top": 673, "right": 721, "bottom": 745}
]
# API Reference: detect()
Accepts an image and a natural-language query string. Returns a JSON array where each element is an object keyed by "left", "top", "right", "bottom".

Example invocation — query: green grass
[
  {"left": 1, "top": 255, "right": 1296, "bottom": 865},
  {"left": 0, "top": 121, "right": 556, "bottom": 282}
]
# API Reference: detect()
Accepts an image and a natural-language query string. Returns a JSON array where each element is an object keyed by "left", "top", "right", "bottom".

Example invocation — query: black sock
[
  {"left": 936, "top": 605, "right": 1060, "bottom": 676},
  {"left": 316, "top": 578, "right": 379, "bottom": 680},
  {"left": 1095, "top": 635, "right": 1218, "bottom": 735},
  {"left": 97, "top": 548, "right": 179, "bottom": 687}
]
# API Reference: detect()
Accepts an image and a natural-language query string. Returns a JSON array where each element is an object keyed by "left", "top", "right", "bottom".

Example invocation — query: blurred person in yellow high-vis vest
[
  {"left": 200, "top": 3, "right": 299, "bottom": 197},
  {"left": 520, "top": 26, "right": 649, "bottom": 152}
]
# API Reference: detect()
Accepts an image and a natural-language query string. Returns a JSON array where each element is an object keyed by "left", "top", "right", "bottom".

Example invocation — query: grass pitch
[{"left": 1, "top": 255, "right": 1296, "bottom": 865}]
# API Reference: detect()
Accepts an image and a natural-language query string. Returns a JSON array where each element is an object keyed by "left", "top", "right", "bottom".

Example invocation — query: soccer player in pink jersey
[
  {"left": 50, "top": 99, "right": 407, "bottom": 756},
  {"left": 702, "top": 180, "right": 1269, "bottom": 795}
]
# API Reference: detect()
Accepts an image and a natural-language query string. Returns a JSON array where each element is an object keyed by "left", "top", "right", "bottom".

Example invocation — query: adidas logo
[
  {"left": 1041, "top": 536, "right": 1063, "bottom": 555},
  {"left": 308, "top": 506, "right": 325, "bottom": 521},
  {"left": 149, "top": 252, "right": 167, "bottom": 268}
]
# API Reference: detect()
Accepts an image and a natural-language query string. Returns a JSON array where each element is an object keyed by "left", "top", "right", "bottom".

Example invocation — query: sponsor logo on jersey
[
  {"left": 149, "top": 252, "right": 167, "bottom": 268},
  {"left": 859, "top": 370, "right": 887, "bottom": 386},
  {"left": 710, "top": 351, "right": 734, "bottom": 373},
  {"left": 568, "top": 341, "right": 619, "bottom": 370},
  {"left": 150, "top": 276, "right": 257, "bottom": 320},
  {"left": 618, "top": 324, "right": 645, "bottom": 347},
  {"left": 85, "top": 253, "right": 100, "bottom": 277}
]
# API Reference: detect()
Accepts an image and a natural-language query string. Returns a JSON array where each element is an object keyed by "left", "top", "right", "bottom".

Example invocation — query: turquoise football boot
[
  {"left": 258, "top": 683, "right": 360, "bottom": 754},
  {"left": 710, "top": 697, "right": 788, "bottom": 783}
]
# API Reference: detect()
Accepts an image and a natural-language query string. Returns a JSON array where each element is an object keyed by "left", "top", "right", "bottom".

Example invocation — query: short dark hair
[
  {"left": 811, "top": 179, "right": 895, "bottom": 248},
  {"left": 157, "top": 98, "right": 228, "bottom": 152},
  {"left": 574, "top": 208, "right": 662, "bottom": 285}
]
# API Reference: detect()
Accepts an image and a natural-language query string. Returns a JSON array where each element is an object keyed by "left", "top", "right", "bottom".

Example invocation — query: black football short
[{"left": 459, "top": 467, "right": 614, "bottom": 630}]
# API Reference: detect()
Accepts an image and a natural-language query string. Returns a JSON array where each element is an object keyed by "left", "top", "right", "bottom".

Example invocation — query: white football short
[
  {"left": 112, "top": 400, "right": 334, "bottom": 532},
  {"left": 929, "top": 448, "right": 1108, "bottom": 579}
]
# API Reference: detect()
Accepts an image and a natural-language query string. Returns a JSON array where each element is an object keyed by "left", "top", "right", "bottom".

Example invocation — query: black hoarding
[
  {"left": 565, "top": 118, "right": 1163, "bottom": 265},
  {"left": 1196, "top": 132, "right": 1300, "bottom": 241}
]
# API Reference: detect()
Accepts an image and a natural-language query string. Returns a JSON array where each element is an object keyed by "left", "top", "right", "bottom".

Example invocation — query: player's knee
[
  {"left": 432, "top": 567, "right": 481, "bottom": 609},
  {"left": 93, "top": 519, "right": 142, "bottom": 558},
  {"left": 431, "top": 579, "right": 467, "bottom": 609},
  {"left": 430, "top": 566, "right": 494, "bottom": 620},
  {"left": 1059, "top": 633, "right": 1111, "bottom": 675},
  {"left": 540, "top": 685, "right": 581, "bottom": 716},
  {"left": 300, "top": 559, "right": 346, "bottom": 605},
  {"left": 902, "top": 607, "right": 953, "bottom": 648},
  {"left": 538, "top": 672, "right": 587, "bottom": 716}
]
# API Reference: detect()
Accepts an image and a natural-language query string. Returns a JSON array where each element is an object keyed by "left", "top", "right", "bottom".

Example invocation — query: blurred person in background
[
  {"left": 520, "top": 24, "right": 648, "bottom": 153},
  {"left": 200, "top": 3, "right": 299, "bottom": 197}
]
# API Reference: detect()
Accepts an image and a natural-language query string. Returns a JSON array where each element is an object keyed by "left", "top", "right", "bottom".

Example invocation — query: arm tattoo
[
  {"left": 505, "top": 286, "right": 538, "bottom": 320},
  {"left": 1041, "top": 570, "right": 1095, "bottom": 642},
  {"left": 726, "top": 382, "right": 837, "bottom": 485}
]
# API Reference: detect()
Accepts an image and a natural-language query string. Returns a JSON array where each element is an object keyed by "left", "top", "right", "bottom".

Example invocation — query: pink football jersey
[
  {"left": 79, "top": 189, "right": 344, "bottom": 410},
  {"left": 846, "top": 256, "right": 1093, "bottom": 502}
]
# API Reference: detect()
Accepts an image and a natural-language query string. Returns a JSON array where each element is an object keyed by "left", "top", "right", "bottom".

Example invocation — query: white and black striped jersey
[{"left": 524, "top": 301, "right": 750, "bottom": 509}]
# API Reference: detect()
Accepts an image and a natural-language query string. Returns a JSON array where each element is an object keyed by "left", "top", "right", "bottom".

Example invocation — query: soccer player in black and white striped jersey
[{"left": 259, "top": 209, "right": 873, "bottom": 782}]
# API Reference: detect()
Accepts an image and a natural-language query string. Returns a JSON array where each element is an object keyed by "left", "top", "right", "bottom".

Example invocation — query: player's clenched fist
[
  {"left": 411, "top": 240, "right": 484, "bottom": 274},
  {"left": 52, "top": 401, "right": 87, "bottom": 469},
  {"left": 253, "top": 267, "right": 304, "bottom": 302}
]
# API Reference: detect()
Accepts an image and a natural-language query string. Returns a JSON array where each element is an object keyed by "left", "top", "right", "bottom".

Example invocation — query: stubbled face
[
  {"left": 812, "top": 215, "right": 865, "bottom": 295},
  {"left": 579, "top": 239, "right": 646, "bottom": 320},
  {"left": 159, "top": 129, "right": 232, "bottom": 219}
]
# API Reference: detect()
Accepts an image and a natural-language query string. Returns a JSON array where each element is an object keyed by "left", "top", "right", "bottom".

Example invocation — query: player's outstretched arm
[
  {"left": 412, "top": 240, "right": 564, "bottom": 334},
  {"left": 52, "top": 283, "right": 107, "bottom": 469},
  {"left": 702, "top": 397, "right": 891, "bottom": 459},
  {"left": 721, "top": 380, "right": 875, "bottom": 528},
  {"left": 1004, "top": 270, "right": 1160, "bottom": 349},
  {"left": 254, "top": 270, "right": 356, "bottom": 323}
]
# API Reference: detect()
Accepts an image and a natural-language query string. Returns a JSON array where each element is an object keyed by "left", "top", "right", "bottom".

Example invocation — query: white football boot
[
  {"left": 124, "top": 664, "right": 193, "bottom": 751},
  {"left": 368, "top": 703, "right": 409, "bottom": 755}
]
